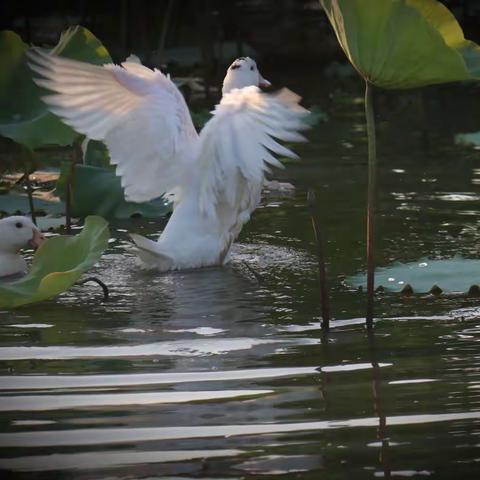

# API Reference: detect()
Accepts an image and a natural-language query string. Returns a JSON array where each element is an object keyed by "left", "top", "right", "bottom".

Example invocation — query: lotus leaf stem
[
  {"left": 77, "top": 277, "right": 109, "bottom": 301},
  {"left": 365, "top": 81, "right": 376, "bottom": 329}
]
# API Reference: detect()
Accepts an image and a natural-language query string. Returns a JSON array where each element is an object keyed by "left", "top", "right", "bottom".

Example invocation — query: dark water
[{"left": 1, "top": 78, "right": 480, "bottom": 478}]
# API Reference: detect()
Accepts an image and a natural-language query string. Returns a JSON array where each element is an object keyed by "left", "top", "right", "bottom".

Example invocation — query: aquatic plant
[
  {"left": 55, "top": 164, "right": 170, "bottom": 219},
  {"left": 348, "top": 257, "right": 480, "bottom": 295},
  {"left": 320, "top": 0, "right": 480, "bottom": 327}
]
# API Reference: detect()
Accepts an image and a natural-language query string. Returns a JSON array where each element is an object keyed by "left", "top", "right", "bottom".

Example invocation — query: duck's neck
[{"left": 0, "top": 252, "right": 26, "bottom": 278}]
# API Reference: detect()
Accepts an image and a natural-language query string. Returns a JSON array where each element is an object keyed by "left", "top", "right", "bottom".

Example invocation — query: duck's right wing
[
  {"left": 28, "top": 49, "right": 198, "bottom": 203},
  {"left": 196, "top": 86, "right": 310, "bottom": 221}
]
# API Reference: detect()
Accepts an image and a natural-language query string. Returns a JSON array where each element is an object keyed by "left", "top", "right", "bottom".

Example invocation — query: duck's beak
[
  {"left": 28, "top": 228, "right": 45, "bottom": 249},
  {"left": 259, "top": 75, "right": 271, "bottom": 88}
]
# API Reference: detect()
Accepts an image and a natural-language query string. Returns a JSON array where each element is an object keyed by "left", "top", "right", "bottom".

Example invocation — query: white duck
[
  {"left": 28, "top": 52, "right": 309, "bottom": 271},
  {"left": 0, "top": 216, "right": 45, "bottom": 278}
]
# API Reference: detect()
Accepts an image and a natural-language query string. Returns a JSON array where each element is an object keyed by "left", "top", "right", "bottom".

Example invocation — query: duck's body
[
  {"left": 0, "top": 216, "right": 44, "bottom": 278},
  {"left": 132, "top": 178, "right": 262, "bottom": 270},
  {"left": 0, "top": 253, "right": 27, "bottom": 279},
  {"left": 29, "top": 53, "right": 309, "bottom": 271}
]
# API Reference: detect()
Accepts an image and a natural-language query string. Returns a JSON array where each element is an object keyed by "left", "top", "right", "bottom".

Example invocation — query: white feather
[
  {"left": 197, "top": 86, "right": 308, "bottom": 222},
  {"left": 27, "top": 48, "right": 198, "bottom": 203}
]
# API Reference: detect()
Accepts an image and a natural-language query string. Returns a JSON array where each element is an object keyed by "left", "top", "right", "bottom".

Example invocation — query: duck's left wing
[
  {"left": 27, "top": 49, "right": 198, "bottom": 203},
  {"left": 196, "top": 86, "right": 309, "bottom": 220}
]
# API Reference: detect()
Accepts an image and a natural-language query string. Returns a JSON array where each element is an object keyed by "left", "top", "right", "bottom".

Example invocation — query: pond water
[{"left": 1, "top": 76, "right": 480, "bottom": 478}]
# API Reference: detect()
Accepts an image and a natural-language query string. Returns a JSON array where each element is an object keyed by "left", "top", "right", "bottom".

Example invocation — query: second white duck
[{"left": 0, "top": 216, "right": 45, "bottom": 278}]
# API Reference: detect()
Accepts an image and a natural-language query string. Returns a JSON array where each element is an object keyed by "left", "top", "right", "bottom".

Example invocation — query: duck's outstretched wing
[
  {"left": 197, "top": 86, "right": 309, "bottom": 224},
  {"left": 27, "top": 49, "right": 198, "bottom": 203}
]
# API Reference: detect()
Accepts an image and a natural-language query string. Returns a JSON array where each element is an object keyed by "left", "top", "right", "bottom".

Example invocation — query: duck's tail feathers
[{"left": 129, "top": 233, "right": 174, "bottom": 271}]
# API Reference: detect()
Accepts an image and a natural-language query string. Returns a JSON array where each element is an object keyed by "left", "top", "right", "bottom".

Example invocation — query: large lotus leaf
[
  {"left": 0, "top": 26, "right": 111, "bottom": 150},
  {"left": 56, "top": 164, "right": 171, "bottom": 219},
  {"left": 348, "top": 257, "right": 480, "bottom": 293},
  {"left": 320, "top": 0, "right": 480, "bottom": 89},
  {"left": 0, "top": 216, "right": 109, "bottom": 308}
]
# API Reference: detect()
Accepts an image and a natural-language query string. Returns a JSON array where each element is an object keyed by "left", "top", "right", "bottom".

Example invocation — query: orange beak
[
  {"left": 28, "top": 228, "right": 45, "bottom": 249},
  {"left": 259, "top": 75, "right": 271, "bottom": 88}
]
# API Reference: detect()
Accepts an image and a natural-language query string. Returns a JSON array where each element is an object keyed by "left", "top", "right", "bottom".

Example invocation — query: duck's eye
[
  {"left": 15, "top": 222, "right": 23, "bottom": 229},
  {"left": 231, "top": 64, "right": 240, "bottom": 70},
  {"left": 250, "top": 66, "right": 255, "bottom": 71}
]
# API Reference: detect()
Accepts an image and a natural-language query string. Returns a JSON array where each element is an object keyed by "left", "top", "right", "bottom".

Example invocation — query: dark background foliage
[{"left": 2, "top": 1, "right": 480, "bottom": 78}]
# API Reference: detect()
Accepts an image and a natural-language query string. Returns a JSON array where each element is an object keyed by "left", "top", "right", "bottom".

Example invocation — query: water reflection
[
  {"left": 369, "top": 333, "right": 391, "bottom": 479},
  {"left": 0, "top": 448, "right": 245, "bottom": 473},
  {"left": 2, "top": 410, "right": 479, "bottom": 448}
]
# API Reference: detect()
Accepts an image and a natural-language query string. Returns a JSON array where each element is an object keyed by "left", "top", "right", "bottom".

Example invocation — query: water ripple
[{"left": 1, "top": 411, "right": 478, "bottom": 448}]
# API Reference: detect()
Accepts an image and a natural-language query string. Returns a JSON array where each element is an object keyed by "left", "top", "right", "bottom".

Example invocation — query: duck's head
[
  {"left": 222, "top": 57, "right": 271, "bottom": 95},
  {"left": 0, "top": 216, "right": 45, "bottom": 253}
]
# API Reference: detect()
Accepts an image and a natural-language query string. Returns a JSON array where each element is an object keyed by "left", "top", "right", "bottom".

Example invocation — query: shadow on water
[{"left": 2, "top": 76, "right": 480, "bottom": 478}]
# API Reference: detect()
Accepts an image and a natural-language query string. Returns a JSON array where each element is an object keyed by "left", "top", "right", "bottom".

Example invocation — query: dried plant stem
[
  {"left": 307, "top": 189, "right": 330, "bottom": 331},
  {"left": 21, "top": 148, "right": 36, "bottom": 225},
  {"left": 242, "top": 261, "right": 263, "bottom": 284},
  {"left": 24, "top": 168, "right": 36, "bottom": 226},
  {"left": 65, "top": 142, "right": 82, "bottom": 234}
]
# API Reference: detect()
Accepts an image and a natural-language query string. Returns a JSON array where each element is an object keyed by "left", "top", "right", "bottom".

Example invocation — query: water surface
[{"left": 1, "top": 78, "right": 480, "bottom": 478}]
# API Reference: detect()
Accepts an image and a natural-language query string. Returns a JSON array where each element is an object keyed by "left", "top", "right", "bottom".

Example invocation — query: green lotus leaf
[
  {"left": 347, "top": 256, "right": 480, "bottom": 293},
  {"left": 455, "top": 131, "right": 480, "bottom": 148},
  {"left": 0, "top": 26, "right": 111, "bottom": 150},
  {"left": 0, "top": 216, "right": 109, "bottom": 308},
  {"left": 320, "top": 0, "right": 480, "bottom": 89},
  {"left": 56, "top": 164, "right": 171, "bottom": 219}
]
